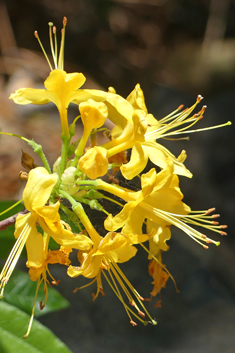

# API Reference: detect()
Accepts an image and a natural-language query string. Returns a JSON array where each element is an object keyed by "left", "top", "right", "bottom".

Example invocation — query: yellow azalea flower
[
  {"left": 100, "top": 159, "right": 223, "bottom": 250},
  {"left": 101, "top": 107, "right": 192, "bottom": 180},
  {"left": 0, "top": 167, "right": 93, "bottom": 298},
  {"left": 68, "top": 228, "right": 156, "bottom": 325},
  {"left": 68, "top": 231, "right": 137, "bottom": 279},
  {"left": 101, "top": 85, "right": 230, "bottom": 180},
  {"left": 78, "top": 146, "right": 109, "bottom": 179},
  {"left": 9, "top": 17, "right": 134, "bottom": 138},
  {"left": 105, "top": 161, "right": 190, "bottom": 234},
  {"left": 9, "top": 69, "right": 86, "bottom": 138}
]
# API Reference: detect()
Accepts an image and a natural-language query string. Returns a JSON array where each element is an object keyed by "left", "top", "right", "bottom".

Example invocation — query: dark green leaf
[
  {"left": 0, "top": 301, "right": 72, "bottom": 353},
  {"left": 2, "top": 270, "right": 70, "bottom": 317}
]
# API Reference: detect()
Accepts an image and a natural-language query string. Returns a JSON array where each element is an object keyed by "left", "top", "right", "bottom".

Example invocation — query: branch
[{"left": 0, "top": 209, "right": 28, "bottom": 231}]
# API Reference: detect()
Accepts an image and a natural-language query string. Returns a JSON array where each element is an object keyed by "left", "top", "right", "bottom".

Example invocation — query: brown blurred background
[{"left": 0, "top": 1, "right": 234, "bottom": 352}]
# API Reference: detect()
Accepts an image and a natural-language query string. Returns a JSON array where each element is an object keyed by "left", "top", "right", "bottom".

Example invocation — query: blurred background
[{"left": 0, "top": 0, "right": 234, "bottom": 352}]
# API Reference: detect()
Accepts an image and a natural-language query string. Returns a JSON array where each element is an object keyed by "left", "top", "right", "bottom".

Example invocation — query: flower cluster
[{"left": 0, "top": 18, "right": 230, "bottom": 337}]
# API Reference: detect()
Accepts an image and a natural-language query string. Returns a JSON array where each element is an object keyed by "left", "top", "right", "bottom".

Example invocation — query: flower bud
[
  {"left": 79, "top": 99, "right": 108, "bottom": 130},
  {"left": 61, "top": 167, "right": 79, "bottom": 195},
  {"left": 78, "top": 146, "right": 108, "bottom": 179}
]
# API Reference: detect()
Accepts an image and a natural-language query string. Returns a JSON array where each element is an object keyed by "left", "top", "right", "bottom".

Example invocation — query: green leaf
[
  {"left": 0, "top": 301, "right": 72, "bottom": 353},
  {"left": 2, "top": 270, "right": 70, "bottom": 317},
  {"left": 0, "top": 201, "right": 25, "bottom": 259}
]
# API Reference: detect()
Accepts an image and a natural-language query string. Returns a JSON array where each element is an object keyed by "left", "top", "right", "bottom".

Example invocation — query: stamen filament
[
  {"left": 0, "top": 199, "right": 23, "bottom": 217},
  {"left": 48, "top": 22, "right": 57, "bottom": 69},
  {"left": 23, "top": 278, "right": 40, "bottom": 338},
  {"left": 34, "top": 31, "right": 53, "bottom": 71},
  {"left": 58, "top": 17, "right": 67, "bottom": 70},
  {"left": 0, "top": 221, "right": 31, "bottom": 297}
]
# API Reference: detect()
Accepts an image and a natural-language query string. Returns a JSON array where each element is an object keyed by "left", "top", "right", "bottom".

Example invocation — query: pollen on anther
[
  {"left": 212, "top": 214, "right": 220, "bottom": 218},
  {"left": 197, "top": 95, "right": 204, "bottom": 102},
  {"left": 34, "top": 31, "right": 39, "bottom": 38},
  {"left": 138, "top": 310, "right": 145, "bottom": 318},
  {"left": 178, "top": 104, "right": 184, "bottom": 110},
  {"left": 206, "top": 207, "right": 216, "bottom": 215},
  {"left": 63, "top": 17, "right": 67, "bottom": 26},
  {"left": 220, "top": 231, "right": 227, "bottom": 236},
  {"left": 202, "top": 105, "right": 207, "bottom": 112},
  {"left": 130, "top": 320, "right": 137, "bottom": 326}
]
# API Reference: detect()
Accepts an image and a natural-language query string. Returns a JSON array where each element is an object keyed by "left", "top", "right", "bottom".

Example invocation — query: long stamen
[
  {"left": 110, "top": 257, "right": 156, "bottom": 324},
  {"left": 145, "top": 93, "right": 231, "bottom": 142},
  {"left": 23, "top": 278, "right": 40, "bottom": 338},
  {"left": 53, "top": 26, "right": 58, "bottom": 68},
  {"left": 0, "top": 199, "right": 23, "bottom": 217},
  {"left": 104, "top": 266, "right": 134, "bottom": 323},
  {"left": 0, "top": 221, "right": 31, "bottom": 297},
  {"left": 34, "top": 31, "right": 53, "bottom": 71},
  {"left": 146, "top": 99, "right": 204, "bottom": 140},
  {"left": 48, "top": 22, "right": 57, "bottom": 69},
  {"left": 58, "top": 17, "right": 67, "bottom": 70},
  {"left": 142, "top": 203, "right": 222, "bottom": 249}
]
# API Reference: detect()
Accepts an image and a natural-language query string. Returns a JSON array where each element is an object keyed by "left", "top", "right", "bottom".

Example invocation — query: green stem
[
  {"left": 59, "top": 189, "right": 101, "bottom": 244},
  {"left": 57, "top": 136, "right": 70, "bottom": 183},
  {"left": 28, "top": 141, "right": 51, "bottom": 173}
]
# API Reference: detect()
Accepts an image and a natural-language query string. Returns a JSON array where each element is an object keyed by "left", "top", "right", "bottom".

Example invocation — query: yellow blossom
[
  {"left": 98, "top": 160, "right": 223, "bottom": 250},
  {"left": 102, "top": 106, "right": 192, "bottom": 180},
  {"left": 0, "top": 167, "right": 93, "bottom": 298},
  {"left": 68, "top": 227, "right": 156, "bottom": 325},
  {"left": 9, "top": 69, "right": 86, "bottom": 138}
]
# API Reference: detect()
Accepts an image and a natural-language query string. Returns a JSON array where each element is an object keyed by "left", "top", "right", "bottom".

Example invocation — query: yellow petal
[
  {"left": 94, "top": 232, "right": 127, "bottom": 256},
  {"left": 44, "top": 70, "right": 86, "bottom": 107},
  {"left": 67, "top": 251, "right": 102, "bottom": 278},
  {"left": 37, "top": 213, "right": 93, "bottom": 251},
  {"left": 122, "top": 206, "right": 145, "bottom": 235},
  {"left": 126, "top": 83, "right": 148, "bottom": 113},
  {"left": 15, "top": 212, "right": 44, "bottom": 279},
  {"left": 125, "top": 229, "right": 155, "bottom": 245},
  {"left": 120, "top": 142, "right": 148, "bottom": 180},
  {"left": 25, "top": 225, "right": 44, "bottom": 272},
  {"left": 143, "top": 141, "right": 192, "bottom": 178},
  {"left": 147, "top": 224, "right": 171, "bottom": 258},
  {"left": 9, "top": 88, "right": 51, "bottom": 105},
  {"left": 140, "top": 168, "right": 158, "bottom": 197},
  {"left": 23, "top": 167, "right": 58, "bottom": 211},
  {"left": 104, "top": 201, "right": 136, "bottom": 232},
  {"left": 109, "top": 243, "right": 137, "bottom": 263},
  {"left": 72, "top": 89, "right": 134, "bottom": 127}
]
